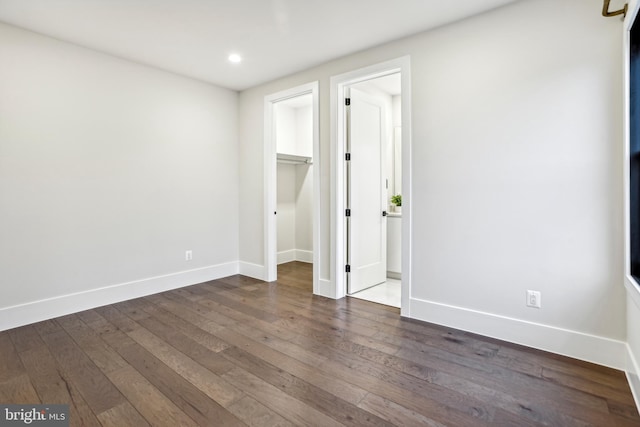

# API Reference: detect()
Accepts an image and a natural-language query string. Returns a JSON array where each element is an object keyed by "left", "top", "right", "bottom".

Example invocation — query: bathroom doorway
[
  {"left": 264, "top": 82, "right": 320, "bottom": 293},
  {"left": 345, "top": 73, "right": 403, "bottom": 308},
  {"left": 330, "top": 56, "right": 411, "bottom": 313}
]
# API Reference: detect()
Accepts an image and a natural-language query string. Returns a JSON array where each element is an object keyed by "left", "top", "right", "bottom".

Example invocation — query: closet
[{"left": 275, "top": 94, "right": 313, "bottom": 265}]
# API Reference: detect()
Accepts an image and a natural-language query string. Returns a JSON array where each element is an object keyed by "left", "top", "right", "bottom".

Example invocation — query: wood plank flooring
[{"left": 1, "top": 261, "right": 639, "bottom": 426}]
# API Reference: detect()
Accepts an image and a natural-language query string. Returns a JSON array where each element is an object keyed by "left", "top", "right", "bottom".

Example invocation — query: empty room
[{"left": 2, "top": 0, "right": 640, "bottom": 425}]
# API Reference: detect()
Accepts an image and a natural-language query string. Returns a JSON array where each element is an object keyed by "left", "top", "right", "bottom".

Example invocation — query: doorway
[
  {"left": 264, "top": 82, "right": 320, "bottom": 292},
  {"left": 346, "top": 74, "right": 402, "bottom": 307},
  {"left": 330, "top": 56, "right": 411, "bottom": 314}
]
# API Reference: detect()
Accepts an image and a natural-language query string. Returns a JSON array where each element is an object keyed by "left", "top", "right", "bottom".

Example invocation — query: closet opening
[{"left": 264, "top": 82, "right": 320, "bottom": 293}]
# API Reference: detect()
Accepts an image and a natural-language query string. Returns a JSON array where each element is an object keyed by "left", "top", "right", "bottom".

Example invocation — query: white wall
[
  {"left": 295, "top": 106, "right": 313, "bottom": 158},
  {"left": 0, "top": 22, "right": 239, "bottom": 330},
  {"left": 275, "top": 104, "right": 297, "bottom": 155},
  {"left": 295, "top": 165, "right": 313, "bottom": 255},
  {"left": 294, "top": 105, "right": 314, "bottom": 256},
  {"left": 391, "top": 95, "right": 402, "bottom": 196},
  {"left": 275, "top": 102, "right": 313, "bottom": 158},
  {"left": 238, "top": 0, "right": 627, "bottom": 367},
  {"left": 392, "top": 95, "right": 401, "bottom": 128},
  {"left": 409, "top": 0, "right": 625, "bottom": 361},
  {"left": 277, "top": 164, "right": 296, "bottom": 260},
  {"left": 276, "top": 163, "right": 313, "bottom": 264}
]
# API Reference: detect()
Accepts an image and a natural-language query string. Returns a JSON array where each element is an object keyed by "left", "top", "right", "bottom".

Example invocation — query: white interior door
[{"left": 348, "top": 87, "right": 387, "bottom": 294}]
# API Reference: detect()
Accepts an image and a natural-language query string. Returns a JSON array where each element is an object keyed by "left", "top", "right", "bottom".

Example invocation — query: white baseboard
[
  {"left": 0, "top": 261, "right": 239, "bottom": 332},
  {"left": 239, "top": 261, "right": 266, "bottom": 281},
  {"left": 409, "top": 297, "right": 627, "bottom": 370},
  {"left": 277, "top": 250, "right": 313, "bottom": 265},
  {"left": 626, "top": 280, "right": 640, "bottom": 411},
  {"left": 627, "top": 344, "right": 640, "bottom": 410},
  {"left": 277, "top": 250, "right": 296, "bottom": 265},
  {"left": 387, "top": 271, "right": 401, "bottom": 280},
  {"left": 296, "top": 250, "right": 313, "bottom": 263}
]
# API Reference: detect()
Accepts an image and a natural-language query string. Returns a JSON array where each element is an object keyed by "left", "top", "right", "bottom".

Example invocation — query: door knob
[{"left": 382, "top": 211, "right": 388, "bottom": 217}]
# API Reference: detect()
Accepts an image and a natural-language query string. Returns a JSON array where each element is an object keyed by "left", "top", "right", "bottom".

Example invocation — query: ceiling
[{"left": 0, "top": 0, "right": 520, "bottom": 91}]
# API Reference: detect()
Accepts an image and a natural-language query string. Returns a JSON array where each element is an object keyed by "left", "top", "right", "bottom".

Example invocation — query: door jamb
[
  {"left": 264, "top": 81, "right": 320, "bottom": 293},
  {"left": 329, "top": 56, "right": 412, "bottom": 316}
]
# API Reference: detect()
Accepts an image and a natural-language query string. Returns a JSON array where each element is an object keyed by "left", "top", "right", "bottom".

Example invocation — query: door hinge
[
  {"left": 345, "top": 98, "right": 351, "bottom": 106},
  {"left": 345, "top": 209, "right": 351, "bottom": 217},
  {"left": 345, "top": 264, "right": 351, "bottom": 273},
  {"left": 345, "top": 153, "right": 351, "bottom": 161}
]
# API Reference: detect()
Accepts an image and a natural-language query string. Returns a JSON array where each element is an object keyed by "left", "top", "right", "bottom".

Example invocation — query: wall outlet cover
[{"left": 526, "top": 290, "right": 541, "bottom": 309}]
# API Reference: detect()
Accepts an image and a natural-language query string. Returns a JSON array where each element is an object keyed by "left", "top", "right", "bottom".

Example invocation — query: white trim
[
  {"left": 627, "top": 275, "right": 640, "bottom": 311},
  {"left": 409, "top": 297, "right": 628, "bottom": 370},
  {"left": 264, "top": 94, "right": 277, "bottom": 282},
  {"left": 239, "top": 261, "right": 266, "bottom": 281},
  {"left": 329, "top": 56, "right": 412, "bottom": 310},
  {"left": 264, "top": 81, "right": 320, "bottom": 292},
  {"left": 627, "top": 371, "right": 640, "bottom": 411},
  {"left": 624, "top": 0, "right": 639, "bottom": 287},
  {"left": 624, "top": 2, "right": 640, "bottom": 411},
  {"left": 0, "top": 262, "right": 239, "bottom": 332},
  {"left": 628, "top": 343, "right": 640, "bottom": 411},
  {"left": 310, "top": 82, "right": 321, "bottom": 296},
  {"left": 399, "top": 61, "right": 412, "bottom": 318},
  {"left": 329, "top": 75, "right": 342, "bottom": 299},
  {"left": 625, "top": 278, "right": 640, "bottom": 410},
  {"left": 317, "top": 279, "right": 336, "bottom": 299},
  {"left": 625, "top": 0, "right": 640, "bottom": 37},
  {"left": 277, "top": 249, "right": 313, "bottom": 264}
]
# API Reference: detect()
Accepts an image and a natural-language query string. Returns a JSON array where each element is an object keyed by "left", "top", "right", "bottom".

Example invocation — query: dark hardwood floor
[{"left": 1, "top": 261, "right": 639, "bottom": 426}]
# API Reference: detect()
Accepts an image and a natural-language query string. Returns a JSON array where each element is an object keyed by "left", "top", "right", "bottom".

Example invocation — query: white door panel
[{"left": 348, "top": 87, "right": 387, "bottom": 294}]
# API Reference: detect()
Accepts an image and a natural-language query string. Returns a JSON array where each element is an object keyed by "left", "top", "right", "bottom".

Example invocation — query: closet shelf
[{"left": 277, "top": 153, "right": 312, "bottom": 165}]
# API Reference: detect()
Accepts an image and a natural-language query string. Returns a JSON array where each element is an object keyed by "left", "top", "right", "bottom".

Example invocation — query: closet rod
[
  {"left": 602, "top": 0, "right": 627, "bottom": 18},
  {"left": 276, "top": 153, "right": 312, "bottom": 165},
  {"left": 278, "top": 159, "right": 313, "bottom": 165}
]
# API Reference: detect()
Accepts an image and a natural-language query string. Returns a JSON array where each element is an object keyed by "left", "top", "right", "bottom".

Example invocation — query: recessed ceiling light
[{"left": 228, "top": 53, "right": 242, "bottom": 64}]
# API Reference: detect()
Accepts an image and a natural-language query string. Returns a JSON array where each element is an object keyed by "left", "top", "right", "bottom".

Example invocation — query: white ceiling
[{"left": 0, "top": 0, "right": 520, "bottom": 91}]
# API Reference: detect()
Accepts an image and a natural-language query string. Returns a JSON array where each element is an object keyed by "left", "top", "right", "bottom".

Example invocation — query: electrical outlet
[
  {"left": 526, "top": 290, "right": 541, "bottom": 308},
  {"left": 185, "top": 250, "right": 193, "bottom": 261}
]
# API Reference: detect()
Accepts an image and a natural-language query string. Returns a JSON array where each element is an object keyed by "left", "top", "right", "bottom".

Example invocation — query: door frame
[
  {"left": 264, "top": 81, "right": 320, "bottom": 293},
  {"left": 330, "top": 56, "right": 412, "bottom": 316},
  {"left": 625, "top": 0, "right": 640, "bottom": 287}
]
